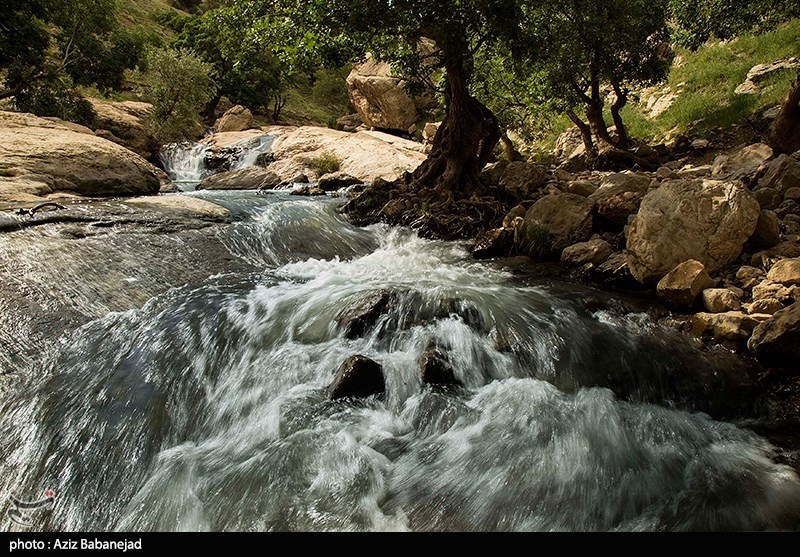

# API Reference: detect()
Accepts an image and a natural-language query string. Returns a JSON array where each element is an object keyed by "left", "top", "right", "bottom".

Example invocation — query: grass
[
  {"left": 305, "top": 151, "right": 343, "bottom": 175},
  {"left": 116, "top": 0, "right": 181, "bottom": 40},
  {"left": 529, "top": 18, "right": 800, "bottom": 156}
]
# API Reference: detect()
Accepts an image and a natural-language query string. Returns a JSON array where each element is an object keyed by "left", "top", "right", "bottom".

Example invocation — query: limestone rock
[
  {"left": 752, "top": 209, "right": 782, "bottom": 247},
  {"left": 748, "top": 301, "right": 800, "bottom": 365},
  {"left": 692, "top": 311, "right": 768, "bottom": 342},
  {"left": 656, "top": 260, "right": 716, "bottom": 310},
  {"left": 758, "top": 154, "right": 800, "bottom": 195},
  {"left": 752, "top": 280, "right": 799, "bottom": 303},
  {"left": 702, "top": 288, "right": 742, "bottom": 313},
  {"left": 317, "top": 172, "right": 361, "bottom": 191},
  {"left": 626, "top": 179, "right": 760, "bottom": 284},
  {"left": 767, "top": 258, "right": 800, "bottom": 285},
  {"left": 346, "top": 57, "right": 419, "bottom": 132},
  {"left": 561, "top": 239, "right": 613, "bottom": 267},
  {"left": 329, "top": 355, "right": 385, "bottom": 400},
  {"left": 499, "top": 161, "right": 548, "bottom": 202},
  {"left": 753, "top": 188, "right": 783, "bottom": 210},
  {"left": 521, "top": 194, "right": 594, "bottom": 257},
  {"left": 589, "top": 172, "right": 652, "bottom": 228},
  {"left": 567, "top": 180, "right": 598, "bottom": 197},
  {"left": 745, "top": 298, "right": 785, "bottom": 315},
  {"left": 0, "top": 111, "right": 160, "bottom": 201},
  {"left": 711, "top": 143, "right": 773, "bottom": 182},
  {"left": 473, "top": 228, "right": 513, "bottom": 259},
  {"left": 736, "top": 265, "right": 766, "bottom": 289},
  {"left": 89, "top": 98, "right": 156, "bottom": 159},
  {"left": 214, "top": 105, "right": 255, "bottom": 133},
  {"left": 198, "top": 167, "right": 281, "bottom": 190},
  {"left": 422, "top": 122, "right": 441, "bottom": 145}
]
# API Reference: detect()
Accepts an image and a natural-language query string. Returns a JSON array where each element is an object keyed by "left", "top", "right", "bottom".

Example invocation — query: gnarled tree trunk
[
  {"left": 610, "top": 77, "right": 630, "bottom": 150},
  {"left": 410, "top": 44, "right": 500, "bottom": 196},
  {"left": 768, "top": 71, "right": 800, "bottom": 155}
]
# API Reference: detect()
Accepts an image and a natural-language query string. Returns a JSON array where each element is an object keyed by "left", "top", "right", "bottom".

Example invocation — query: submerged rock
[
  {"left": 336, "top": 290, "right": 395, "bottom": 339},
  {"left": 317, "top": 172, "right": 361, "bottom": 192},
  {"left": 473, "top": 228, "right": 513, "bottom": 259},
  {"left": 329, "top": 355, "right": 385, "bottom": 400},
  {"left": 418, "top": 345, "right": 461, "bottom": 387},
  {"left": 198, "top": 167, "right": 281, "bottom": 191}
]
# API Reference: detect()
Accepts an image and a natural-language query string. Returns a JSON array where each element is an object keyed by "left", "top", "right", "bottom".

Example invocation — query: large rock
[
  {"left": 318, "top": 172, "right": 362, "bottom": 191},
  {"left": 214, "top": 105, "right": 254, "bottom": 133},
  {"left": 758, "top": 154, "right": 800, "bottom": 196},
  {"left": 263, "top": 126, "right": 427, "bottom": 183},
  {"left": 748, "top": 301, "right": 800, "bottom": 366},
  {"left": 89, "top": 99, "right": 156, "bottom": 159},
  {"left": 656, "top": 260, "right": 716, "bottom": 310},
  {"left": 473, "top": 228, "right": 513, "bottom": 259},
  {"left": 336, "top": 290, "right": 395, "bottom": 339},
  {"left": 767, "top": 258, "right": 800, "bottom": 285},
  {"left": 346, "top": 57, "right": 419, "bottom": 133},
  {"left": 499, "top": 161, "right": 548, "bottom": 201},
  {"left": 560, "top": 239, "right": 613, "bottom": 267},
  {"left": 520, "top": 193, "right": 594, "bottom": 257},
  {"left": 711, "top": 143, "right": 773, "bottom": 182},
  {"left": 751, "top": 209, "right": 781, "bottom": 247},
  {"left": 328, "top": 355, "right": 385, "bottom": 400},
  {"left": 589, "top": 172, "right": 652, "bottom": 228},
  {"left": 626, "top": 179, "right": 760, "bottom": 284},
  {"left": 554, "top": 126, "right": 585, "bottom": 161},
  {"left": 735, "top": 59, "right": 800, "bottom": 95},
  {"left": 702, "top": 288, "right": 742, "bottom": 313},
  {"left": 418, "top": 345, "right": 461, "bottom": 387},
  {"left": 197, "top": 167, "right": 281, "bottom": 190},
  {"left": 692, "top": 311, "right": 768, "bottom": 343},
  {"left": 0, "top": 111, "right": 160, "bottom": 202}
]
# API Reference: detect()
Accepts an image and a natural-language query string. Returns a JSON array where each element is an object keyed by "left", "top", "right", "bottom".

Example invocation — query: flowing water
[
  {"left": 159, "top": 143, "right": 211, "bottom": 189},
  {"left": 2, "top": 191, "right": 799, "bottom": 532}
]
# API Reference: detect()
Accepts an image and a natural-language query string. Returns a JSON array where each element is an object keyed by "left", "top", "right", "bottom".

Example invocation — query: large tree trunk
[
  {"left": 567, "top": 109, "right": 597, "bottom": 158},
  {"left": 768, "top": 71, "right": 800, "bottom": 155},
  {"left": 585, "top": 71, "right": 614, "bottom": 147},
  {"left": 500, "top": 131, "right": 523, "bottom": 162},
  {"left": 410, "top": 46, "right": 500, "bottom": 196},
  {"left": 610, "top": 78, "right": 630, "bottom": 150}
]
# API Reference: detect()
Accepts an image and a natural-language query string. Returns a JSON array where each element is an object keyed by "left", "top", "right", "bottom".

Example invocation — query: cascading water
[
  {"left": 1, "top": 191, "right": 799, "bottom": 532},
  {"left": 231, "top": 135, "right": 276, "bottom": 171},
  {"left": 159, "top": 143, "right": 211, "bottom": 189}
]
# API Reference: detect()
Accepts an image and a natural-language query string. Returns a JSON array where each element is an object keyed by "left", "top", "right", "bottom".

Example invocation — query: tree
[
  {"left": 767, "top": 70, "right": 800, "bottom": 155},
  {"left": 519, "top": 0, "right": 672, "bottom": 162},
  {"left": 229, "top": 0, "right": 526, "bottom": 198},
  {"left": 172, "top": 5, "right": 298, "bottom": 122},
  {"left": 670, "top": 0, "right": 799, "bottom": 49},
  {"left": 0, "top": 0, "right": 150, "bottom": 121},
  {"left": 134, "top": 47, "right": 216, "bottom": 143}
]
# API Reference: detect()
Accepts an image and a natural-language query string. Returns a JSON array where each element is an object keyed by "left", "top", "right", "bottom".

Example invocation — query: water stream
[{"left": 1, "top": 192, "right": 799, "bottom": 531}]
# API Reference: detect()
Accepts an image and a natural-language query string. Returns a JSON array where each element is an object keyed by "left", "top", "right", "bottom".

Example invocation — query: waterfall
[
  {"left": 231, "top": 135, "right": 277, "bottom": 170},
  {"left": 159, "top": 142, "right": 210, "bottom": 189}
]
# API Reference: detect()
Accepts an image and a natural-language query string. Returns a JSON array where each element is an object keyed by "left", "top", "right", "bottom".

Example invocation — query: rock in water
[
  {"left": 473, "top": 228, "right": 513, "bottom": 259},
  {"left": 748, "top": 301, "right": 800, "bottom": 365},
  {"left": 336, "top": 290, "right": 395, "bottom": 339},
  {"left": 329, "top": 355, "right": 385, "bottom": 400},
  {"left": 198, "top": 168, "right": 281, "bottom": 190},
  {"left": 418, "top": 346, "right": 461, "bottom": 387},
  {"left": 657, "top": 260, "right": 716, "bottom": 310},
  {"left": 561, "top": 239, "right": 613, "bottom": 267},
  {"left": 626, "top": 179, "right": 760, "bottom": 284},
  {"left": 692, "top": 311, "right": 768, "bottom": 343},
  {"left": 521, "top": 193, "right": 594, "bottom": 257},
  {"left": 317, "top": 172, "right": 361, "bottom": 191}
]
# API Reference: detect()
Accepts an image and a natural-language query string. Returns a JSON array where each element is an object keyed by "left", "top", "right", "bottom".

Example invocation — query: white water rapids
[{"left": 1, "top": 192, "right": 799, "bottom": 531}]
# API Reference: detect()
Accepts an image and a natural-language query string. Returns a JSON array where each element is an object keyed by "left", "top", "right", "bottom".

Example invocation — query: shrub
[
  {"left": 306, "top": 151, "right": 342, "bottom": 175},
  {"left": 14, "top": 77, "right": 96, "bottom": 128}
]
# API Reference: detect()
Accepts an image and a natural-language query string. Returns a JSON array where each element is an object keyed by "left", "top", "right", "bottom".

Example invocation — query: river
[{"left": 1, "top": 190, "right": 799, "bottom": 531}]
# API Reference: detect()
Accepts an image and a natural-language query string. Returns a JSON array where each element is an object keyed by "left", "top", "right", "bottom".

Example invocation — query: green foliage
[
  {"left": 306, "top": 151, "right": 342, "bottom": 175},
  {"left": 670, "top": 0, "right": 800, "bottom": 49},
  {"left": 15, "top": 76, "right": 97, "bottom": 128},
  {"left": 311, "top": 67, "right": 352, "bottom": 110},
  {"left": 134, "top": 47, "right": 216, "bottom": 143}
]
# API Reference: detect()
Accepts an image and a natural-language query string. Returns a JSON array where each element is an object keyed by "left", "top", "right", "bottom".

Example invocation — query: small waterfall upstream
[
  {"left": 1, "top": 191, "right": 799, "bottom": 532},
  {"left": 231, "top": 135, "right": 276, "bottom": 170}
]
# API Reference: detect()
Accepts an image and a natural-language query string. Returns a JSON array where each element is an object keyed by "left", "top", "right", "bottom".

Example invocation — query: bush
[
  {"left": 306, "top": 151, "right": 342, "bottom": 175},
  {"left": 14, "top": 77, "right": 97, "bottom": 128},
  {"left": 134, "top": 47, "right": 216, "bottom": 143}
]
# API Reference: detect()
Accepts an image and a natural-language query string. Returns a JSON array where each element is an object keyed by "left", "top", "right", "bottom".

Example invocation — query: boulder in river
[
  {"left": 561, "top": 238, "right": 613, "bottom": 267},
  {"left": 418, "top": 345, "right": 461, "bottom": 387},
  {"left": 520, "top": 193, "right": 594, "bottom": 257},
  {"left": 748, "top": 301, "right": 800, "bottom": 365},
  {"left": 198, "top": 167, "right": 281, "bottom": 190},
  {"left": 626, "top": 178, "right": 760, "bottom": 284},
  {"left": 0, "top": 111, "right": 161, "bottom": 203},
  {"left": 656, "top": 260, "right": 715, "bottom": 310},
  {"left": 336, "top": 290, "right": 395, "bottom": 339},
  {"left": 329, "top": 355, "right": 386, "bottom": 400},
  {"left": 473, "top": 228, "right": 513, "bottom": 259},
  {"left": 692, "top": 311, "right": 769, "bottom": 343},
  {"left": 317, "top": 172, "right": 362, "bottom": 192}
]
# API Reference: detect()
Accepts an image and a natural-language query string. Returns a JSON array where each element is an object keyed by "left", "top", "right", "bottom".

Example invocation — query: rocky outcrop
[
  {"left": 265, "top": 126, "right": 427, "bottom": 183},
  {"left": 747, "top": 301, "right": 800, "bottom": 365},
  {"left": 588, "top": 172, "right": 652, "bottom": 228},
  {"left": 89, "top": 99, "right": 156, "bottom": 159},
  {"left": 735, "top": 59, "right": 800, "bottom": 95},
  {"left": 626, "top": 179, "right": 760, "bottom": 284},
  {"left": 198, "top": 168, "right": 281, "bottom": 191},
  {"left": 214, "top": 105, "right": 255, "bottom": 133},
  {"left": 656, "top": 260, "right": 715, "bottom": 310},
  {"left": 328, "top": 355, "right": 385, "bottom": 400},
  {"left": 0, "top": 111, "right": 161, "bottom": 203},
  {"left": 520, "top": 193, "right": 594, "bottom": 257},
  {"left": 346, "top": 57, "right": 419, "bottom": 133}
]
